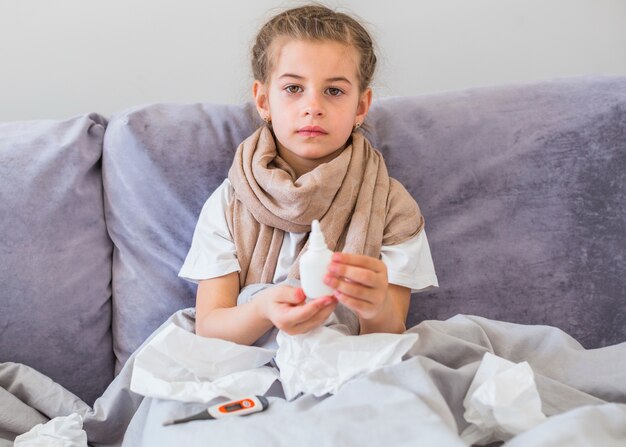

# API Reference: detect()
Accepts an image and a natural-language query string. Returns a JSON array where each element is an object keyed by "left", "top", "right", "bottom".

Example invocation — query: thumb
[{"left": 279, "top": 287, "right": 306, "bottom": 305}]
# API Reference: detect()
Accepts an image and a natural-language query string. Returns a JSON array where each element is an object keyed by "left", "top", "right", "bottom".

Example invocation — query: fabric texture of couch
[{"left": 1, "top": 75, "right": 625, "bottom": 406}]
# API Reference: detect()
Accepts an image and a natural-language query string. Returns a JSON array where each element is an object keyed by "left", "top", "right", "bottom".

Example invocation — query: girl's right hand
[{"left": 256, "top": 285, "right": 337, "bottom": 335}]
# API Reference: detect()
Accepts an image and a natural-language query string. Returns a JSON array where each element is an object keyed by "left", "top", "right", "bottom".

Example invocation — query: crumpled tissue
[
  {"left": 275, "top": 325, "right": 419, "bottom": 400},
  {"left": 14, "top": 413, "right": 87, "bottom": 447},
  {"left": 461, "top": 352, "right": 547, "bottom": 445},
  {"left": 130, "top": 323, "right": 279, "bottom": 403}
]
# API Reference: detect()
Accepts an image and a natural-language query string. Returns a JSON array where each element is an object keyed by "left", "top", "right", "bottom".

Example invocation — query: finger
[
  {"left": 331, "top": 285, "right": 371, "bottom": 306},
  {"left": 292, "top": 299, "right": 337, "bottom": 332},
  {"left": 324, "top": 269, "right": 381, "bottom": 302},
  {"left": 284, "top": 295, "right": 335, "bottom": 323},
  {"left": 332, "top": 290, "right": 375, "bottom": 319},
  {"left": 331, "top": 252, "right": 386, "bottom": 273},
  {"left": 335, "top": 280, "right": 378, "bottom": 303},
  {"left": 280, "top": 303, "right": 334, "bottom": 335},
  {"left": 327, "top": 263, "right": 379, "bottom": 288}
]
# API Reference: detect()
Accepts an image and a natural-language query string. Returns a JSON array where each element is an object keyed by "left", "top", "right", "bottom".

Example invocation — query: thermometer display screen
[{"left": 223, "top": 402, "right": 244, "bottom": 412}]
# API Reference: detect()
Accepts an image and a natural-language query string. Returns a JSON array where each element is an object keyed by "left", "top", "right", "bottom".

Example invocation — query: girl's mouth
[{"left": 298, "top": 126, "right": 328, "bottom": 137}]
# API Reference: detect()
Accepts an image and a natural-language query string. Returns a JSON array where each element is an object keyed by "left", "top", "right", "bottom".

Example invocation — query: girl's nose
[{"left": 304, "top": 93, "right": 324, "bottom": 117}]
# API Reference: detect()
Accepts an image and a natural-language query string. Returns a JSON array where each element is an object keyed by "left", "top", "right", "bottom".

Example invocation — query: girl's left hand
[{"left": 323, "top": 252, "right": 388, "bottom": 320}]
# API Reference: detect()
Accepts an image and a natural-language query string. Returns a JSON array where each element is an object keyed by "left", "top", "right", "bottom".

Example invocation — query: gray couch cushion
[
  {"left": 363, "top": 75, "right": 626, "bottom": 348},
  {"left": 0, "top": 113, "right": 114, "bottom": 405},
  {"left": 103, "top": 102, "right": 260, "bottom": 370}
]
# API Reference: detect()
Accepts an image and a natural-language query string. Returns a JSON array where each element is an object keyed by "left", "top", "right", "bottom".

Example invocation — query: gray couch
[{"left": 1, "top": 76, "right": 624, "bottom": 407}]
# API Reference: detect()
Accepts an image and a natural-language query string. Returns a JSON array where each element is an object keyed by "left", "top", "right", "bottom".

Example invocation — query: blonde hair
[{"left": 251, "top": 4, "right": 377, "bottom": 93}]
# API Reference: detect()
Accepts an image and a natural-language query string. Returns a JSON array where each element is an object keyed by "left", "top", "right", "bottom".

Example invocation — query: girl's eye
[
  {"left": 285, "top": 85, "right": 302, "bottom": 94},
  {"left": 326, "top": 87, "right": 343, "bottom": 97}
]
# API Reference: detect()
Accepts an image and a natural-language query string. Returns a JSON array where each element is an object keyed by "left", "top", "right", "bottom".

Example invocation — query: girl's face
[{"left": 253, "top": 39, "right": 372, "bottom": 177}]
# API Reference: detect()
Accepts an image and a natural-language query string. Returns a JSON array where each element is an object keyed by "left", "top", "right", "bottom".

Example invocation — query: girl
[{"left": 179, "top": 4, "right": 438, "bottom": 345}]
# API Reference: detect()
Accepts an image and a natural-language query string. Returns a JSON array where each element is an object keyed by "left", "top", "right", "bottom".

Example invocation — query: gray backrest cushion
[
  {"left": 103, "top": 102, "right": 261, "bottom": 369},
  {"left": 104, "top": 76, "right": 625, "bottom": 368},
  {"left": 0, "top": 113, "right": 114, "bottom": 405},
  {"left": 363, "top": 75, "right": 626, "bottom": 348}
]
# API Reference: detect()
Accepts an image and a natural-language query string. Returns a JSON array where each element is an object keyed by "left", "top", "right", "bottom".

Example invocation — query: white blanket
[{"left": 2, "top": 306, "right": 625, "bottom": 447}]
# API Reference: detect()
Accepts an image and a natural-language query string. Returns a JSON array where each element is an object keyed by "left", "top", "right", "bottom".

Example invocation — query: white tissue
[
  {"left": 130, "top": 323, "right": 279, "bottom": 403},
  {"left": 14, "top": 413, "right": 87, "bottom": 447},
  {"left": 275, "top": 325, "right": 418, "bottom": 400},
  {"left": 461, "top": 352, "right": 547, "bottom": 445}
]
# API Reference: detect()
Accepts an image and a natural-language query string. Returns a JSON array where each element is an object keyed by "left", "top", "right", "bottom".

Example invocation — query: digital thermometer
[{"left": 163, "top": 395, "right": 269, "bottom": 426}]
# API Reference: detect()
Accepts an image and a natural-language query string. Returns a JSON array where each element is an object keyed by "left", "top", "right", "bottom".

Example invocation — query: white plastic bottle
[{"left": 299, "top": 219, "right": 334, "bottom": 299}]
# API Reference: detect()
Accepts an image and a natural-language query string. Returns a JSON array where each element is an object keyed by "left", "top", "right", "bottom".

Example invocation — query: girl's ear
[
  {"left": 253, "top": 80, "right": 270, "bottom": 120},
  {"left": 355, "top": 88, "right": 373, "bottom": 125}
]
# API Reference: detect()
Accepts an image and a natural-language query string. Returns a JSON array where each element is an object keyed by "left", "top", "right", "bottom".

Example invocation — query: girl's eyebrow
[{"left": 279, "top": 73, "right": 352, "bottom": 84}]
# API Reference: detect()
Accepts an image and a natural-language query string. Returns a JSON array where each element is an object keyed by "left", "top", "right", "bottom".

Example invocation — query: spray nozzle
[
  {"left": 309, "top": 219, "right": 327, "bottom": 250},
  {"left": 312, "top": 219, "right": 321, "bottom": 233}
]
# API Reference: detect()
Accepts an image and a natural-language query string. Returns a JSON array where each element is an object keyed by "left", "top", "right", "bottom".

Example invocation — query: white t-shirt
[{"left": 179, "top": 179, "right": 439, "bottom": 293}]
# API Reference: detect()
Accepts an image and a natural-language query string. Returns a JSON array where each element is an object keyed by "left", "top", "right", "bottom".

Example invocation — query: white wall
[{"left": 1, "top": 0, "right": 625, "bottom": 121}]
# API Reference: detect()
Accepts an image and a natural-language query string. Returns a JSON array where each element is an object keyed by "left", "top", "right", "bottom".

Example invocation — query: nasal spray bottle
[{"left": 299, "top": 219, "right": 334, "bottom": 299}]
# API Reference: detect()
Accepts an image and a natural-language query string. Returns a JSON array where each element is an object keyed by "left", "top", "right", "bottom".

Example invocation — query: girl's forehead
[{"left": 270, "top": 38, "right": 359, "bottom": 80}]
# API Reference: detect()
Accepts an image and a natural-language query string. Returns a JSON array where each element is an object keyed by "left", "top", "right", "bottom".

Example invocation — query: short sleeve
[
  {"left": 178, "top": 179, "right": 241, "bottom": 283},
  {"left": 380, "top": 228, "right": 439, "bottom": 293}
]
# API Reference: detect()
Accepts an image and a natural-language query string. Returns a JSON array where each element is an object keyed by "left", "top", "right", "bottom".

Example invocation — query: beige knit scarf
[{"left": 226, "top": 126, "right": 424, "bottom": 288}]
